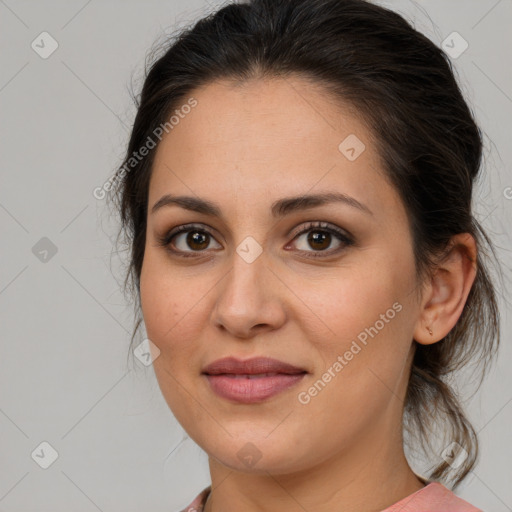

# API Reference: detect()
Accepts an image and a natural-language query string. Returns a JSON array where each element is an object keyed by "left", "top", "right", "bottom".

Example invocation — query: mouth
[
  {"left": 203, "top": 372, "right": 307, "bottom": 403},
  {"left": 219, "top": 372, "right": 301, "bottom": 379},
  {"left": 202, "top": 357, "right": 308, "bottom": 403},
  {"left": 202, "top": 356, "right": 307, "bottom": 376}
]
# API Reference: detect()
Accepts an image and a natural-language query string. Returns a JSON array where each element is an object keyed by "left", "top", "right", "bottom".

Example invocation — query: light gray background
[{"left": 1, "top": 0, "right": 511, "bottom": 511}]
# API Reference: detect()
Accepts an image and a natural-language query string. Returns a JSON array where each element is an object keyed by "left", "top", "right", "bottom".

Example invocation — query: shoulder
[
  {"left": 382, "top": 482, "right": 484, "bottom": 512},
  {"left": 177, "top": 482, "right": 483, "bottom": 512},
  {"left": 177, "top": 486, "right": 211, "bottom": 512}
]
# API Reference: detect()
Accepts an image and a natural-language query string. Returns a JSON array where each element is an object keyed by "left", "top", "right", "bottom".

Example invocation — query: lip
[
  {"left": 202, "top": 357, "right": 308, "bottom": 404},
  {"left": 202, "top": 356, "right": 307, "bottom": 375}
]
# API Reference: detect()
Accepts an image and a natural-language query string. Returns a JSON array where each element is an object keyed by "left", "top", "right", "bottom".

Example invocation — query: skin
[{"left": 139, "top": 76, "right": 477, "bottom": 512}]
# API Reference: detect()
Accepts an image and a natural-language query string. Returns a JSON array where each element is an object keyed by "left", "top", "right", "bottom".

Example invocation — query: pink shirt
[{"left": 179, "top": 482, "right": 483, "bottom": 512}]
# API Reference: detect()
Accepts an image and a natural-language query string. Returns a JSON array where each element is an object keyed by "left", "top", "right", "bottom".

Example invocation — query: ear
[{"left": 413, "top": 233, "right": 477, "bottom": 345}]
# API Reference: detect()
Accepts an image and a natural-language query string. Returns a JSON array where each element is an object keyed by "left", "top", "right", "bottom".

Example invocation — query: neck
[{"left": 204, "top": 434, "right": 425, "bottom": 512}]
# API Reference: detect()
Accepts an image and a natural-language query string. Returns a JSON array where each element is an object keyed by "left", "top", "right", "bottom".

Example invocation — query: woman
[{"left": 108, "top": 0, "right": 501, "bottom": 510}]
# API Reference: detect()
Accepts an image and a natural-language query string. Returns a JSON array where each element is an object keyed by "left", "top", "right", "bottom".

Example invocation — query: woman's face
[{"left": 140, "top": 76, "right": 424, "bottom": 475}]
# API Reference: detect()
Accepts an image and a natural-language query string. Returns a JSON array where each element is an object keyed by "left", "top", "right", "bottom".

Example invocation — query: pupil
[
  {"left": 188, "top": 231, "right": 209, "bottom": 250},
  {"left": 308, "top": 231, "right": 330, "bottom": 250}
]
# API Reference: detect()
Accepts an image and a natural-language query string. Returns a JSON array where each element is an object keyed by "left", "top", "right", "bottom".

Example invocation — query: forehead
[{"left": 149, "top": 76, "right": 400, "bottom": 220}]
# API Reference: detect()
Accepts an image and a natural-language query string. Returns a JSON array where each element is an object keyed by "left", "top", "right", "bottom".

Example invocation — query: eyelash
[{"left": 156, "top": 221, "right": 355, "bottom": 259}]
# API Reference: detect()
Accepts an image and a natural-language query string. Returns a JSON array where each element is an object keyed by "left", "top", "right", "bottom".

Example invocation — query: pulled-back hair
[{"left": 107, "top": 0, "right": 502, "bottom": 489}]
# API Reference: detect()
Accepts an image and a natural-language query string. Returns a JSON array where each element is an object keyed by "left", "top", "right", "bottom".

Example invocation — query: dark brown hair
[{"left": 106, "top": 0, "right": 502, "bottom": 489}]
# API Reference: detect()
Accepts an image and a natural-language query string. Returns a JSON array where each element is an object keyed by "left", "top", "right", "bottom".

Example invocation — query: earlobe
[{"left": 413, "top": 233, "right": 477, "bottom": 346}]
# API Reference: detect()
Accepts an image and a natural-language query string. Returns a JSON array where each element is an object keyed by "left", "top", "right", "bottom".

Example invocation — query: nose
[{"left": 210, "top": 250, "right": 287, "bottom": 339}]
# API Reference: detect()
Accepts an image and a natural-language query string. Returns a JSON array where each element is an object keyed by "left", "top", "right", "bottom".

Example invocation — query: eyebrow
[{"left": 150, "top": 192, "right": 373, "bottom": 218}]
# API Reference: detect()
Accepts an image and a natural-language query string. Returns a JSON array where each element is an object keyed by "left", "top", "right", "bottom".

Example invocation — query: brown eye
[
  {"left": 288, "top": 221, "right": 354, "bottom": 257},
  {"left": 159, "top": 224, "right": 222, "bottom": 255},
  {"left": 184, "top": 231, "right": 210, "bottom": 251},
  {"left": 306, "top": 230, "right": 332, "bottom": 251}
]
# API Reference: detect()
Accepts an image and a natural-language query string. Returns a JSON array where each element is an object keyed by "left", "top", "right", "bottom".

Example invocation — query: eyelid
[{"left": 288, "top": 220, "right": 353, "bottom": 242}]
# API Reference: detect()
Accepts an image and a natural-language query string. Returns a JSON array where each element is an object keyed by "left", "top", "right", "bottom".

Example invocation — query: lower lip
[{"left": 204, "top": 373, "right": 306, "bottom": 403}]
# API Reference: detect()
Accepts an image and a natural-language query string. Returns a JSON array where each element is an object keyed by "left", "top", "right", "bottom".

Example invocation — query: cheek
[
  {"left": 293, "top": 252, "right": 416, "bottom": 403},
  {"left": 139, "top": 254, "right": 210, "bottom": 426},
  {"left": 298, "top": 255, "right": 414, "bottom": 346},
  {"left": 140, "top": 253, "right": 204, "bottom": 352},
  {"left": 293, "top": 291, "right": 413, "bottom": 447}
]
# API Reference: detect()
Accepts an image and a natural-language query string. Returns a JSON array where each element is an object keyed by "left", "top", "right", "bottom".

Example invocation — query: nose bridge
[
  {"left": 211, "top": 240, "right": 285, "bottom": 336},
  {"left": 221, "top": 242, "right": 269, "bottom": 308}
]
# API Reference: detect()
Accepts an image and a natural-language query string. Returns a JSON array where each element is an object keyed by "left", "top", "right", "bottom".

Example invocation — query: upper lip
[{"left": 202, "top": 356, "right": 307, "bottom": 375}]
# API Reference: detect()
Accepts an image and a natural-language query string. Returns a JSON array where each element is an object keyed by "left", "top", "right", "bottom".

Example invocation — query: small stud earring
[{"left": 427, "top": 326, "right": 433, "bottom": 336}]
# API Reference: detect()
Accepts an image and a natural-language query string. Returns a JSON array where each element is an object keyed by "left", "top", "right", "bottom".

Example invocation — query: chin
[{"left": 202, "top": 434, "right": 315, "bottom": 475}]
